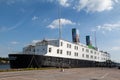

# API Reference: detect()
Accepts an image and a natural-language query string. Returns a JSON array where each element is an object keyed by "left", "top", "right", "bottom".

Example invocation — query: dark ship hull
[{"left": 9, "top": 54, "right": 114, "bottom": 68}]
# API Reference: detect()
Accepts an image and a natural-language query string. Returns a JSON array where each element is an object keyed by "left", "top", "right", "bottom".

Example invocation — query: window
[
  {"left": 86, "top": 55, "right": 89, "bottom": 58},
  {"left": 82, "top": 54, "right": 84, "bottom": 57},
  {"left": 77, "top": 53, "right": 78, "bottom": 56},
  {"left": 57, "top": 49, "right": 59, "bottom": 54},
  {"left": 69, "top": 44, "right": 71, "bottom": 48},
  {"left": 74, "top": 52, "right": 78, "bottom": 56},
  {"left": 49, "top": 48, "right": 52, "bottom": 53},
  {"left": 33, "top": 49, "right": 35, "bottom": 52},
  {"left": 74, "top": 52, "right": 76, "bottom": 56},
  {"left": 61, "top": 42, "right": 63, "bottom": 46},
  {"left": 97, "top": 53, "right": 99, "bottom": 55},
  {"left": 74, "top": 46, "right": 78, "bottom": 50},
  {"left": 67, "top": 44, "right": 71, "bottom": 48},
  {"left": 60, "top": 50, "right": 62, "bottom": 54},
  {"left": 67, "top": 51, "right": 69, "bottom": 55},
  {"left": 67, "top": 51, "right": 68, "bottom": 55},
  {"left": 37, "top": 49, "right": 39, "bottom": 52},
  {"left": 67, "top": 51, "right": 71, "bottom": 56},
  {"left": 55, "top": 42, "right": 57, "bottom": 45},
  {"left": 91, "top": 55, "right": 93, "bottom": 59},
  {"left": 67, "top": 44, "right": 69, "bottom": 48},
  {"left": 86, "top": 49, "right": 89, "bottom": 53},
  {"left": 90, "top": 50, "right": 93, "bottom": 53},
  {"left": 74, "top": 46, "right": 76, "bottom": 49},
  {"left": 94, "top": 56, "right": 97, "bottom": 59},
  {"left": 82, "top": 48, "right": 84, "bottom": 51},
  {"left": 76, "top": 46, "right": 78, "bottom": 50},
  {"left": 69, "top": 51, "right": 71, "bottom": 55},
  {"left": 94, "top": 52, "right": 96, "bottom": 54}
]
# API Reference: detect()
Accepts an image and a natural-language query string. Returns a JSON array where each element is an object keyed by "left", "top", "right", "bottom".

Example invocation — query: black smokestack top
[
  {"left": 72, "top": 28, "right": 80, "bottom": 43},
  {"left": 86, "top": 35, "right": 92, "bottom": 46}
]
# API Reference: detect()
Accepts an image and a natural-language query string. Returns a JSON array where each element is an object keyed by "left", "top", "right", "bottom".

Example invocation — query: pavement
[{"left": 0, "top": 68, "right": 120, "bottom": 80}]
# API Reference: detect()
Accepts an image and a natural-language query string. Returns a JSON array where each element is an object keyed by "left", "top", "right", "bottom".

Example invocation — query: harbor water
[{"left": 0, "top": 64, "right": 10, "bottom": 70}]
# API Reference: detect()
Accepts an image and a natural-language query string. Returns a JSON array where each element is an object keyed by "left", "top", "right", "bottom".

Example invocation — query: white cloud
[
  {"left": 32, "top": 40, "right": 41, "bottom": 44},
  {"left": 58, "top": 0, "right": 70, "bottom": 7},
  {"left": 0, "top": 20, "right": 24, "bottom": 32},
  {"left": 97, "top": 22, "right": 120, "bottom": 31},
  {"left": 11, "top": 41, "right": 19, "bottom": 45},
  {"left": 111, "top": 46, "right": 120, "bottom": 51},
  {"left": 75, "top": 0, "right": 116, "bottom": 12},
  {"left": 48, "top": 18, "right": 76, "bottom": 29},
  {"left": 32, "top": 16, "right": 39, "bottom": 21},
  {"left": 0, "top": 26, "right": 18, "bottom": 32},
  {"left": 28, "top": 40, "right": 41, "bottom": 46},
  {"left": 114, "top": 0, "right": 119, "bottom": 3},
  {"left": 0, "top": 15, "right": 27, "bottom": 32},
  {"left": 57, "top": 0, "right": 118, "bottom": 12}
]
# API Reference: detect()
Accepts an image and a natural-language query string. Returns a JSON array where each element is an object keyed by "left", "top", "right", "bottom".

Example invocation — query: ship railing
[
  {"left": 23, "top": 52, "right": 35, "bottom": 54},
  {"left": 9, "top": 51, "right": 23, "bottom": 54}
]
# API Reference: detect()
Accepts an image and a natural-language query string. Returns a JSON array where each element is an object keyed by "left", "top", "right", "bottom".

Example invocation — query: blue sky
[{"left": 0, "top": 0, "right": 120, "bottom": 62}]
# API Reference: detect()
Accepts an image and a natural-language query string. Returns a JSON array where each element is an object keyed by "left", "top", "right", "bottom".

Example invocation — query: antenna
[
  {"left": 94, "top": 31, "right": 97, "bottom": 49},
  {"left": 58, "top": 3, "right": 62, "bottom": 39}
]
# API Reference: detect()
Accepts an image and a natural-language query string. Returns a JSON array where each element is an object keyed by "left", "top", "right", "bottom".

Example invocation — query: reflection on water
[{"left": 0, "top": 64, "right": 10, "bottom": 70}]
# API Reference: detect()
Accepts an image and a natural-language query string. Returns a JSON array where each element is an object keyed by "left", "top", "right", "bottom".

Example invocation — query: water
[{"left": 0, "top": 64, "right": 10, "bottom": 70}]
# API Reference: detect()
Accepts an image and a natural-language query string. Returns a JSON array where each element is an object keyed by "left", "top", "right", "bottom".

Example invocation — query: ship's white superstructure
[{"left": 23, "top": 39, "right": 110, "bottom": 63}]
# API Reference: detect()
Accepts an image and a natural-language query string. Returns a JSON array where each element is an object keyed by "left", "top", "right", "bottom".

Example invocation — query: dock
[{"left": 0, "top": 68, "right": 120, "bottom": 80}]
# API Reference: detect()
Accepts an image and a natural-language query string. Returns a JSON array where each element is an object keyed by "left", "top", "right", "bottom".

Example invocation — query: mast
[
  {"left": 59, "top": 17, "right": 61, "bottom": 39},
  {"left": 94, "top": 31, "right": 97, "bottom": 49},
  {"left": 58, "top": 3, "right": 62, "bottom": 39}
]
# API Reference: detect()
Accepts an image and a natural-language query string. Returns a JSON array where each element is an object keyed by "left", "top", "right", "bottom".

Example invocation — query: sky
[{"left": 0, "top": 0, "right": 120, "bottom": 62}]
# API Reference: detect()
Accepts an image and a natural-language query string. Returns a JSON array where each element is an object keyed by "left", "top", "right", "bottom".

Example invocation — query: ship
[{"left": 8, "top": 28, "right": 115, "bottom": 68}]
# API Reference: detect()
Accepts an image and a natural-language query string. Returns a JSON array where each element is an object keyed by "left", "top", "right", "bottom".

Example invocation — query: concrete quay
[{"left": 0, "top": 68, "right": 120, "bottom": 80}]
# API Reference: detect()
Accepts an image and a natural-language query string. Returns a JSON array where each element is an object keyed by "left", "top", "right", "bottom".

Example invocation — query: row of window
[
  {"left": 61, "top": 42, "right": 79, "bottom": 50},
  {"left": 66, "top": 51, "right": 78, "bottom": 56},
  {"left": 101, "top": 53, "right": 109, "bottom": 57},
  {"left": 61, "top": 41, "right": 100, "bottom": 56},
  {"left": 49, "top": 48, "right": 63, "bottom": 55},
  {"left": 27, "top": 48, "right": 45, "bottom": 52},
  {"left": 61, "top": 42, "right": 99, "bottom": 54},
  {"left": 49, "top": 47, "right": 107, "bottom": 60},
  {"left": 65, "top": 50, "right": 79, "bottom": 57},
  {"left": 49, "top": 47, "right": 79, "bottom": 57},
  {"left": 82, "top": 48, "right": 99, "bottom": 55},
  {"left": 67, "top": 44, "right": 78, "bottom": 50},
  {"left": 101, "top": 58, "right": 107, "bottom": 60},
  {"left": 82, "top": 54, "right": 99, "bottom": 60}
]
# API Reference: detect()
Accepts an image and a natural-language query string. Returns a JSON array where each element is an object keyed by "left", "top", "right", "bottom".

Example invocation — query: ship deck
[{"left": 0, "top": 68, "right": 120, "bottom": 80}]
